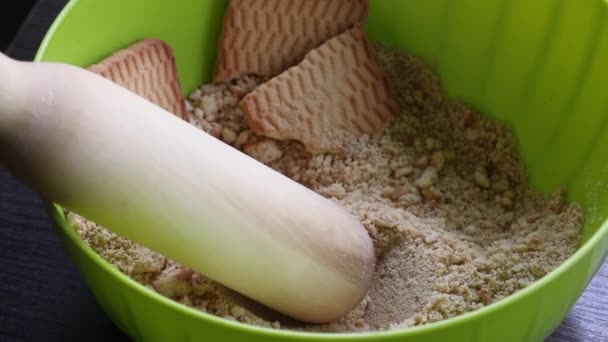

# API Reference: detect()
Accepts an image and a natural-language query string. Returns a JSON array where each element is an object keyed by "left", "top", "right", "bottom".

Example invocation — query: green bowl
[{"left": 40, "top": 0, "right": 608, "bottom": 341}]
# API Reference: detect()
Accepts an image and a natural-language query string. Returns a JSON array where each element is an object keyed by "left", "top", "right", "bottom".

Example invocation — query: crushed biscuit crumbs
[{"left": 70, "top": 46, "right": 582, "bottom": 332}]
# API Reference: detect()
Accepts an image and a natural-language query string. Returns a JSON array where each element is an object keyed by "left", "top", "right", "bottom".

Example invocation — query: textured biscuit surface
[
  {"left": 240, "top": 26, "right": 400, "bottom": 153},
  {"left": 88, "top": 38, "right": 188, "bottom": 120},
  {"left": 214, "top": 0, "right": 368, "bottom": 83}
]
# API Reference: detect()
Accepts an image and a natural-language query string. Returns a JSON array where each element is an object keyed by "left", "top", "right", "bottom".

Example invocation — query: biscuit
[
  {"left": 214, "top": 0, "right": 368, "bottom": 83},
  {"left": 240, "top": 26, "right": 400, "bottom": 153},
  {"left": 88, "top": 38, "right": 188, "bottom": 120}
]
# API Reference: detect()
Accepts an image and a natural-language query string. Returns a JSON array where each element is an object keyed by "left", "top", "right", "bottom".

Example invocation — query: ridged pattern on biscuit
[
  {"left": 214, "top": 0, "right": 368, "bottom": 83},
  {"left": 88, "top": 39, "right": 188, "bottom": 120},
  {"left": 240, "top": 26, "right": 400, "bottom": 154}
]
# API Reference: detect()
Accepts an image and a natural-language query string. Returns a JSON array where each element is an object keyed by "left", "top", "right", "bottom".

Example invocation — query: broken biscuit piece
[
  {"left": 214, "top": 0, "right": 368, "bottom": 83},
  {"left": 88, "top": 38, "right": 189, "bottom": 120},
  {"left": 240, "top": 26, "right": 400, "bottom": 153}
]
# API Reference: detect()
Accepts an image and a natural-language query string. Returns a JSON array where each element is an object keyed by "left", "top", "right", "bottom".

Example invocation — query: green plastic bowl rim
[{"left": 38, "top": 0, "right": 608, "bottom": 340}]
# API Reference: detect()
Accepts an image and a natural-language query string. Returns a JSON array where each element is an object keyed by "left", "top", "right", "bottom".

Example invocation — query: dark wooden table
[{"left": 0, "top": 1, "right": 607, "bottom": 341}]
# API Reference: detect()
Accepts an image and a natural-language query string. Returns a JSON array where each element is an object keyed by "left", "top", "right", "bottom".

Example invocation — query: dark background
[
  {"left": 0, "top": 1, "right": 606, "bottom": 341},
  {"left": 0, "top": 1, "right": 36, "bottom": 51}
]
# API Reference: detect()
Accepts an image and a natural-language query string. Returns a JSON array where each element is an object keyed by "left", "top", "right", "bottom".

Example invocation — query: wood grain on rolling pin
[
  {"left": 88, "top": 39, "right": 189, "bottom": 120},
  {"left": 214, "top": 0, "right": 368, "bottom": 83},
  {"left": 240, "top": 26, "right": 400, "bottom": 154}
]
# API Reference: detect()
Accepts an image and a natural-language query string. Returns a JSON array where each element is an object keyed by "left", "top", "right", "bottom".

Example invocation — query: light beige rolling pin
[{"left": 0, "top": 53, "right": 375, "bottom": 323}]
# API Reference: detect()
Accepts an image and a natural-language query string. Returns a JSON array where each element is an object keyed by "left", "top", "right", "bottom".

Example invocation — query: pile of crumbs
[{"left": 69, "top": 45, "right": 582, "bottom": 332}]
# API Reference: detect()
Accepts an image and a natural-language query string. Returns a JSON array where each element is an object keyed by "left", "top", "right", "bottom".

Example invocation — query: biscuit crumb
[
  {"left": 414, "top": 168, "right": 438, "bottom": 188},
  {"left": 221, "top": 127, "right": 238, "bottom": 144},
  {"left": 430, "top": 151, "right": 445, "bottom": 171},
  {"left": 153, "top": 264, "right": 193, "bottom": 298},
  {"left": 244, "top": 139, "right": 283, "bottom": 163},
  {"left": 474, "top": 166, "right": 490, "bottom": 188}
]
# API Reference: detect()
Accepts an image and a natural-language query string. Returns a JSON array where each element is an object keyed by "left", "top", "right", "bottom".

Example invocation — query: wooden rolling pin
[{"left": 0, "top": 53, "right": 375, "bottom": 323}]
